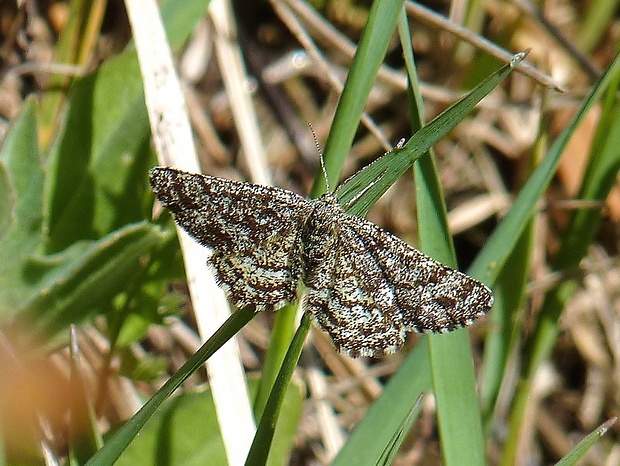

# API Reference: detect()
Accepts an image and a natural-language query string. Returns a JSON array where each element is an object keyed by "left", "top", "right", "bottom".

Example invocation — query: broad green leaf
[
  {"left": 11, "top": 222, "right": 167, "bottom": 345},
  {"left": 45, "top": 51, "right": 152, "bottom": 252},
  {"left": 0, "top": 99, "right": 44, "bottom": 320}
]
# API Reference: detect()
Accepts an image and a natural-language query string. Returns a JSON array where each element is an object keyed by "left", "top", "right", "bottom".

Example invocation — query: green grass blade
[
  {"left": 258, "top": 0, "right": 405, "bottom": 418},
  {"left": 245, "top": 312, "right": 312, "bottom": 466},
  {"left": 554, "top": 74, "right": 620, "bottom": 271},
  {"left": 468, "top": 52, "right": 620, "bottom": 285},
  {"left": 311, "top": 0, "right": 405, "bottom": 196},
  {"left": 114, "top": 378, "right": 303, "bottom": 466},
  {"left": 399, "top": 7, "right": 487, "bottom": 458},
  {"left": 85, "top": 307, "right": 255, "bottom": 466},
  {"left": 332, "top": 340, "right": 432, "bottom": 465},
  {"left": 501, "top": 55, "right": 620, "bottom": 465},
  {"left": 480, "top": 226, "right": 533, "bottom": 422},
  {"left": 414, "top": 101, "right": 486, "bottom": 466},
  {"left": 577, "top": 0, "right": 620, "bottom": 52},
  {"left": 333, "top": 18, "right": 526, "bottom": 466},
  {"left": 255, "top": 0, "right": 404, "bottom": 445},
  {"left": 427, "top": 331, "right": 486, "bottom": 465},
  {"left": 377, "top": 395, "right": 424, "bottom": 466},
  {"left": 336, "top": 52, "right": 528, "bottom": 218},
  {"left": 554, "top": 418, "right": 616, "bottom": 466},
  {"left": 480, "top": 118, "right": 549, "bottom": 422},
  {"left": 252, "top": 302, "right": 298, "bottom": 420}
]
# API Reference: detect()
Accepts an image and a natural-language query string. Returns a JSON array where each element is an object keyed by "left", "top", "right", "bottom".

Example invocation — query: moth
[{"left": 150, "top": 167, "right": 493, "bottom": 357}]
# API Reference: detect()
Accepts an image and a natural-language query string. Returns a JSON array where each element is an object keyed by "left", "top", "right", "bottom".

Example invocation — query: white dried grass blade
[
  {"left": 210, "top": 0, "right": 271, "bottom": 186},
  {"left": 125, "top": 1, "right": 255, "bottom": 464}
]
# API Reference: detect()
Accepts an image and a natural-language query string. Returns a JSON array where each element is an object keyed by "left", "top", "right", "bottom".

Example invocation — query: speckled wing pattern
[
  {"left": 150, "top": 167, "right": 312, "bottom": 311},
  {"left": 150, "top": 167, "right": 494, "bottom": 358}
]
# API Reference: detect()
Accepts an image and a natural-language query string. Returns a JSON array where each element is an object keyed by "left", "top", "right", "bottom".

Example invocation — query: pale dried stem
[{"left": 125, "top": 0, "right": 256, "bottom": 464}]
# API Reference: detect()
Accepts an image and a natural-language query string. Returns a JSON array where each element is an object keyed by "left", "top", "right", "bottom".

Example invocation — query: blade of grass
[
  {"left": 252, "top": 302, "right": 298, "bottom": 420},
  {"left": 244, "top": 312, "right": 312, "bottom": 466},
  {"left": 577, "top": 0, "right": 620, "bottom": 53},
  {"left": 311, "top": 0, "right": 405, "bottom": 196},
  {"left": 480, "top": 121, "right": 548, "bottom": 422},
  {"left": 479, "top": 225, "right": 534, "bottom": 422},
  {"left": 255, "top": 0, "right": 405, "bottom": 438},
  {"left": 409, "top": 44, "right": 485, "bottom": 466},
  {"left": 336, "top": 51, "right": 530, "bottom": 218},
  {"left": 377, "top": 395, "right": 425, "bottom": 466},
  {"left": 501, "top": 55, "right": 620, "bottom": 465},
  {"left": 555, "top": 418, "right": 617, "bottom": 466},
  {"left": 467, "top": 52, "right": 620, "bottom": 285},
  {"left": 399, "top": 11, "right": 488, "bottom": 462},
  {"left": 84, "top": 306, "right": 255, "bottom": 466},
  {"left": 427, "top": 332, "right": 485, "bottom": 465},
  {"left": 332, "top": 13, "right": 527, "bottom": 465},
  {"left": 331, "top": 339, "right": 432, "bottom": 465}
]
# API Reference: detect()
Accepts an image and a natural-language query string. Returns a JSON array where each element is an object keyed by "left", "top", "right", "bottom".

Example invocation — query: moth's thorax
[{"left": 300, "top": 194, "right": 341, "bottom": 287}]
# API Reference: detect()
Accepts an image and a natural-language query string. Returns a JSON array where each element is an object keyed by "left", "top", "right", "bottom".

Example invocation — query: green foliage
[
  {"left": 114, "top": 379, "right": 303, "bottom": 466},
  {"left": 1, "top": 0, "right": 618, "bottom": 464}
]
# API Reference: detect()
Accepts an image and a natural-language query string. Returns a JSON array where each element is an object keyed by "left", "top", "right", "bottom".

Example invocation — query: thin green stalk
[
  {"left": 259, "top": 0, "right": 404, "bottom": 421},
  {"left": 85, "top": 306, "right": 256, "bottom": 466},
  {"left": 252, "top": 303, "right": 298, "bottom": 421},
  {"left": 312, "top": 0, "right": 405, "bottom": 196},
  {"left": 245, "top": 312, "right": 312, "bottom": 466}
]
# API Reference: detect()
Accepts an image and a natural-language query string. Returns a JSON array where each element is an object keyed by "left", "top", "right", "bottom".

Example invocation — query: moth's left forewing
[
  {"left": 150, "top": 167, "right": 316, "bottom": 311},
  {"left": 150, "top": 167, "right": 313, "bottom": 254}
]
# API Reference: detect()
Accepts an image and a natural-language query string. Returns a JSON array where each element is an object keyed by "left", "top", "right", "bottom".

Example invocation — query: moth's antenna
[{"left": 309, "top": 123, "right": 331, "bottom": 193}]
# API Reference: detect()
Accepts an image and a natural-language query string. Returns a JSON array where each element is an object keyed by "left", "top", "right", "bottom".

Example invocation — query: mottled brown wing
[
  {"left": 305, "top": 255, "right": 408, "bottom": 358},
  {"left": 150, "top": 167, "right": 312, "bottom": 254},
  {"left": 302, "top": 196, "right": 407, "bottom": 357},
  {"left": 304, "top": 195, "right": 493, "bottom": 357},
  {"left": 150, "top": 167, "right": 314, "bottom": 310},
  {"left": 337, "top": 213, "right": 493, "bottom": 335},
  {"left": 208, "top": 230, "right": 305, "bottom": 311}
]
